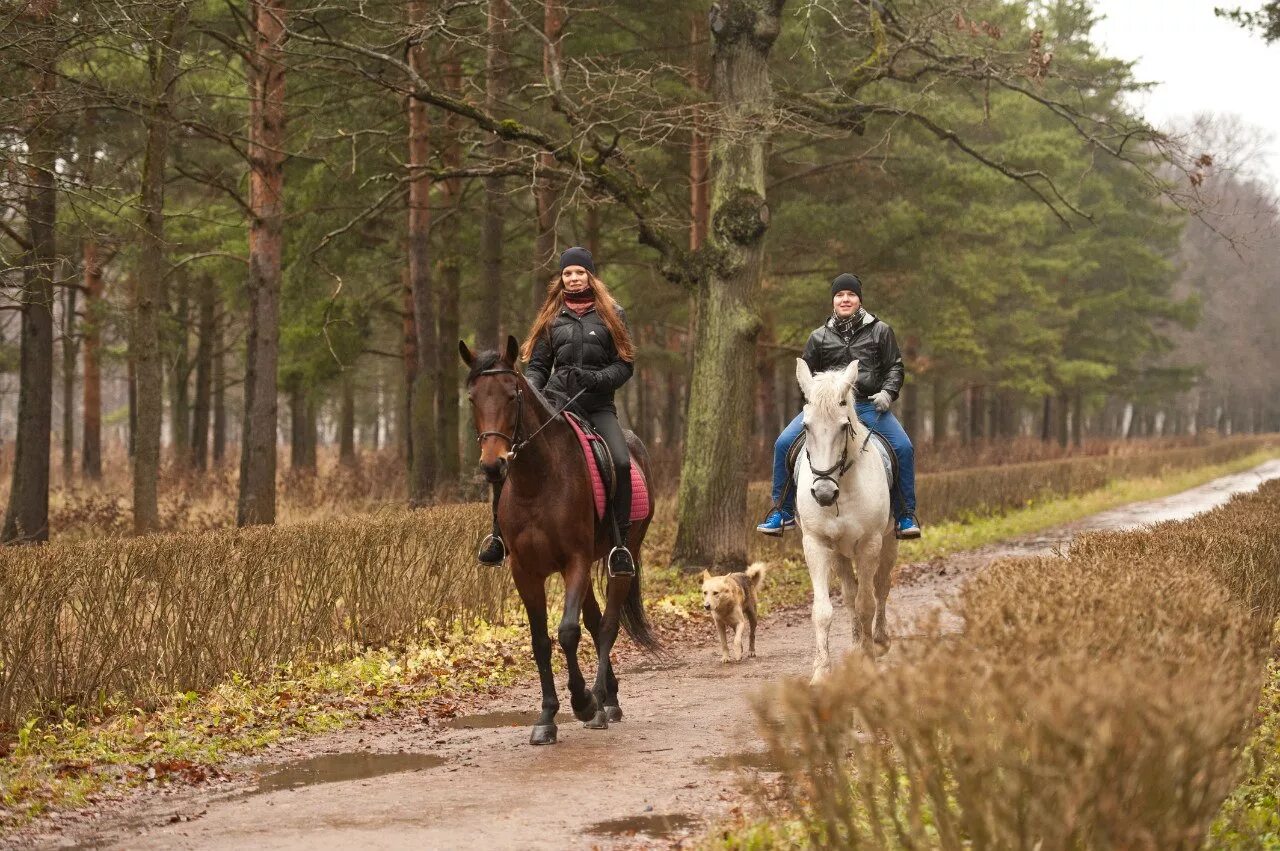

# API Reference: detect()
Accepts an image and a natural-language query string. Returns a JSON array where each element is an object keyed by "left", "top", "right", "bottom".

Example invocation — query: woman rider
[
  {"left": 757, "top": 273, "right": 921, "bottom": 539},
  {"left": 477, "top": 246, "right": 639, "bottom": 576}
]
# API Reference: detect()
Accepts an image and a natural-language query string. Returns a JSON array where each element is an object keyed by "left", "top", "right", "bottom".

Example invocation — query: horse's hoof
[
  {"left": 571, "top": 694, "right": 598, "bottom": 723},
  {"left": 529, "top": 724, "right": 558, "bottom": 745},
  {"left": 604, "top": 705, "right": 623, "bottom": 723},
  {"left": 584, "top": 710, "right": 609, "bottom": 730}
]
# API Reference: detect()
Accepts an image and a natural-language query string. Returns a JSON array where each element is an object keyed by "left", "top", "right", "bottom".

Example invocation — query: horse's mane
[{"left": 806, "top": 369, "right": 854, "bottom": 422}]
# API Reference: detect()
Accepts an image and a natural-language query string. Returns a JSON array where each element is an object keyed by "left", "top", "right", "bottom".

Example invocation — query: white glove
[{"left": 871, "top": 390, "right": 894, "bottom": 413}]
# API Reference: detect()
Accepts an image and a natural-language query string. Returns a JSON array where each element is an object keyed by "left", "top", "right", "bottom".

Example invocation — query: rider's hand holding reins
[{"left": 871, "top": 390, "right": 894, "bottom": 413}]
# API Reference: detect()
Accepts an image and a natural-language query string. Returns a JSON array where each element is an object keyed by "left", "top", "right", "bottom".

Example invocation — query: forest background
[{"left": 2, "top": 0, "right": 1278, "bottom": 569}]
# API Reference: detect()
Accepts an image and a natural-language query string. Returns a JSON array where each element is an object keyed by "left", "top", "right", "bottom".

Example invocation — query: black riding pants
[
  {"left": 489, "top": 408, "right": 633, "bottom": 538},
  {"left": 587, "top": 408, "right": 632, "bottom": 527}
]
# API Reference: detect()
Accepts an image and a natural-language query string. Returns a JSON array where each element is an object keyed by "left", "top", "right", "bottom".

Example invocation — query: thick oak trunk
[
  {"left": 673, "top": 1, "right": 781, "bottom": 571},
  {"left": 237, "top": 0, "right": 286, "bottom": 526}
]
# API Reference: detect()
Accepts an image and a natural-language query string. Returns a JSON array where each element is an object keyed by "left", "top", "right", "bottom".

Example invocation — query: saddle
[
  {"left": 563, "top": 411, "right": 651, "bottom": 522},
  {"left": 785, "top": 428, "right": 897, "bottom": 492}
]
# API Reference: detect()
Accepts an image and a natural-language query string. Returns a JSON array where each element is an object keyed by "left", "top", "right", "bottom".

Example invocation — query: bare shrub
[
  {"left": 756, "top": 479, "right": 1280, "bottom": 849},
  {"left": 0, "top": 503, "right": 507, "bottom": 725}
]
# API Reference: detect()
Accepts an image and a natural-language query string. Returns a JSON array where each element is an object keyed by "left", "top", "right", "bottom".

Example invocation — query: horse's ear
[
  {"left": 459, "top": 339, "right": 475, "bottom": 367},
  {"left": 504, "top": 334, "right": 520, "bottom": 367},
  {"left": 841, "top": 359, "right": 859, "bottom": 392},
  {"left": 795, "top": 358, "right": 814, "bottom": 399}
]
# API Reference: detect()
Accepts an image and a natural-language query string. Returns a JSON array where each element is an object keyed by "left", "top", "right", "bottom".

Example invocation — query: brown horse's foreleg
[
  {"left": 582, "top": 585, "right": 622, "bottom": 722},
  {"left": 558, "top": 558, "right": 598, "bottom": 724},
  {"left": 514, "top": 568, "right": 559, "bottom": 746}
]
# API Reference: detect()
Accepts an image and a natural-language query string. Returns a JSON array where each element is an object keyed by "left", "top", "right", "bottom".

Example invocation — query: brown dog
[{"left": 700, "top": 562, "right": 768, "bottom": 662}]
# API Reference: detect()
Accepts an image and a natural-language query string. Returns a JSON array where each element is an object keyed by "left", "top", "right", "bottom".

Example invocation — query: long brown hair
[{"left": 520, "top": 272, "right": 636, "bottom": 363}]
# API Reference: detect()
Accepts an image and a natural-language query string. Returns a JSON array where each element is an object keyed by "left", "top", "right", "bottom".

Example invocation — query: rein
[{"left": 473, "top": 367, "right": 586, "bottom": 460}]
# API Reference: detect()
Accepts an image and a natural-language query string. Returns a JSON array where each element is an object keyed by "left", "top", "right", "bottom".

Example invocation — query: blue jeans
[{"left": 771, "top": 403, "right": 917, "bottom": 520}]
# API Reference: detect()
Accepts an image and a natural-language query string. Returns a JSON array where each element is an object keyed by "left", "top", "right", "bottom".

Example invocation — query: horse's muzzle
[
  {"left": 481, "top": 457, "right": 508, "bottom": 484},
  {"left": 812, "top": 484, "right": 839, "bottom": 507}
]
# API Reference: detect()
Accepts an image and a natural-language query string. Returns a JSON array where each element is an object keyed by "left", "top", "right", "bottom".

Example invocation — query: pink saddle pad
[{"left": 564, "top": 417, "right": 650, "bottom": 522}]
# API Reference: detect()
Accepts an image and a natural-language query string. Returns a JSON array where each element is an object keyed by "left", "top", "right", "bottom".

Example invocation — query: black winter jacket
[
  {"left": 801, "top": 311, "right": 905, "bottom": 400},
  {"left": 525, "top": 302, "right": 633, "bottom": 412}
]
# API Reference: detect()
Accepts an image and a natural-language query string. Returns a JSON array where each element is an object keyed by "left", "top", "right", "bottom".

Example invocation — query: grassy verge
[
  {"left": 1211, "top": 658, "right": 1280, "bottom": 849},
  {"left": 2, "top": 448, "right": 1276, "bottom": 832}
]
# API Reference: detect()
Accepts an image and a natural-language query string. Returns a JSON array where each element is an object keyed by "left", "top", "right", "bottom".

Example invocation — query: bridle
[
  {"left": 471, "top": 367, "right": 585, "bottom": 460},
  {"left": 806, "top": 415, "right": 855, "bottom": 492}
]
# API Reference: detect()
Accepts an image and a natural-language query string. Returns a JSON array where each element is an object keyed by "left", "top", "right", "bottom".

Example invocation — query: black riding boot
[
  {"left": 477, "top": 482, "right": 506, "bottom": 566},
  {"left": 609, "top": 521, "right": 635, "bottom": 576}
]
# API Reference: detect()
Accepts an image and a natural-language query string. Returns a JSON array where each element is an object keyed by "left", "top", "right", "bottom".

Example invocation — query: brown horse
[{"left": 460, "top": 336, "right": 661, "bottom": 745}]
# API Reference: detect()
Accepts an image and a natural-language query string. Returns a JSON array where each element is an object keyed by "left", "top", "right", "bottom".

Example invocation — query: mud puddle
[
  {"left": 585, "top": 812, "right": 701, "bottom": 839},
  {"left": 254, "top": 752, "right": 446, "bottom": 793},
  {"left": 443, "top": 711, "right": 532, "bottom": 730}
]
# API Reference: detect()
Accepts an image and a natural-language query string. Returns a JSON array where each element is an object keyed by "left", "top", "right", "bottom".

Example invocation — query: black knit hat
[
  {"left": 560, "top": 246, "right": 597, "bottom": 276},
  {"left": 830, "top": 272, "right": 862, "bottom": 300}
]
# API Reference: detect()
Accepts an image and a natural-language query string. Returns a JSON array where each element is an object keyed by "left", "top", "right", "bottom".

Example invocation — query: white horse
[{"left": 794, "top": 358, "right": 898, "bottom": 684}]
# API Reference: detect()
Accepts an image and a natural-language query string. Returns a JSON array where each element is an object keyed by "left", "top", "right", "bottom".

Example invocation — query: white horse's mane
[{"left": 806, "top": 369, "right": 854, "bottom": 422}]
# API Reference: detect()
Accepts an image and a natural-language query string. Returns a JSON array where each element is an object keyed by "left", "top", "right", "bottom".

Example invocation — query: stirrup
[
  {"left": 607, "top": 545, "right": 635, "bottom": 578},
  {"left": 478, "top": 533, "right": 507, "bottom": 565}
]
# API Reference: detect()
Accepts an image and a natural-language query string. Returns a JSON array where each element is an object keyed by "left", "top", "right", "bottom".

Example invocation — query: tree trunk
[
  {"left": 402, "top": 270, "right": 418, "bottom": 466},
  {"left": 132, "top": 3, "right": 187, "bottom": 535},
  {"left": 169, "top": 275, "right": 191, "bottom": 466},
  {"left": 931, "top": 377, "right": 948, "bottom": 444},
  {"left": 435, "top": 53, "right": 463, "bottom": 487},
  {"left": 407, "top": 0, "right": 436, "bottom": 504},
  {"left": 900, "top": 336, "right": 920, "bottom": 438},
  {"left": 191, "top": 280, "right": 214, "bottom": 470},
  {"left": 1056, "top": 392, "right": 1070, "bottom": 448},
  {"left": 1071, "top": 391, "right": 1084, "bottom": 448},
  {"left": 532, "top": 0, "right": 564, "bottom": 316},
  {"left": 81, "top": 238, "right": 104, "bottom": 480},
  {"left": 672, "top": 1, "right": 781, "bottom": 572},
  {"left": 289, "top": 385, "right": 316, "bottom": 473},
  {"left": 1041, "top": 395, "right": 1053, "bottom": 442},
  {"left": 237, "top": 0, "right": 286, "bottom": 527},
  {"left": 476, "top": 0, "right": 508, "bottom": 351},
  {"left": 61, "top": 259, "right": 78, "bottom": 485},
  {"left": 212, "top": 310, "right": 227, "bottom": 465},
  {"left": 339, "top": 371, "right": 357, "bottom": 466},
  {"left": 689, "top": 10, "right": 711, "bottom": 251},
  {"left": 3, "top": 0, "right": 59, "bottom": 544}
]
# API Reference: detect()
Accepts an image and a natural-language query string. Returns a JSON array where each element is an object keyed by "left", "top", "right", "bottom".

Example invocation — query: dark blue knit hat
[
  {"left": 560, "top": 246, "right": 596, "bottom": 276},
  {"left": 831, "top": 272, "right": 862, "bottom": 299}
]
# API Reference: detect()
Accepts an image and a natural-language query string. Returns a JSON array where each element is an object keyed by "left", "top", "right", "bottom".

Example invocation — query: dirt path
[{"left": 23, "top": 460, "right": 1280, "bottom": 851}]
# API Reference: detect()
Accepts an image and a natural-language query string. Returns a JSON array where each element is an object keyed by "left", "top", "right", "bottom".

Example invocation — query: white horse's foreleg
[
  {"left": 853, "top": 534, "right": 882, "bottom": 654},
  {"left": 803, "top": 535, "right": 838, "bottom": 684},
  {"left": 874, "top": 532, "right": 898, "bottom": 647}
]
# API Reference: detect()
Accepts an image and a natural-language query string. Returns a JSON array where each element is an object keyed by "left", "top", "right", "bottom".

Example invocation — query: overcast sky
[{"left": 1090, "top": 0, "right": 1280, "bottom": 189}]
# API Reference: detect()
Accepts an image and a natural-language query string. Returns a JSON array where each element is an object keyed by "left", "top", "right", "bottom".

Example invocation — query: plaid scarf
[{"left": 830, "top": 308, "right": 865, "bottom": 339}]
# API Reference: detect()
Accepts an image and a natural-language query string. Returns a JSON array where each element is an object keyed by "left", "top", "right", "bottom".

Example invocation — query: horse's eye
[{"left": 839, "top": 400, "right": 847, "bottom": 407}]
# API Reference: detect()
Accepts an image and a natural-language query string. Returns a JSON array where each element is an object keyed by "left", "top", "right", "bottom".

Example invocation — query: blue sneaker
[
  {"left": 756, "top": 509, "right": 796, "bottom": 537},
  {"left": 896, "top": 515, "right": 922, "bottom": 539}
]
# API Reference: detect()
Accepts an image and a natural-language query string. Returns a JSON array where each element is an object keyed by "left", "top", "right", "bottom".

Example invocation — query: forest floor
[{"left": 10, "top": 459, "right": 1280, "bottom": 851}]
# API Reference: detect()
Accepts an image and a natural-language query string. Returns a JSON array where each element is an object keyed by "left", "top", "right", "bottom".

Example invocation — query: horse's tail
[{"left": 619, "top": 560, "right": 663, "bottom": 655}]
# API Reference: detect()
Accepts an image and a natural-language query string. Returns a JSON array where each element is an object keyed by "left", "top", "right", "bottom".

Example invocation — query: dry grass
[
  {"left": 0, "top": 503, "right": 507, "bottom": 728},
  {"left": 755, "top": 479, "right": 1280, "bottom": 850}
]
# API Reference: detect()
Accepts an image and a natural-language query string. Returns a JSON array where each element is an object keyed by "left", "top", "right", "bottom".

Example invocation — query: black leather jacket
[
  {"left": 800, "top": 311, "right": 905, "bottom": 400},
  {"left": 525, "top": 302, "right": 633, "bottom": 412}
]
